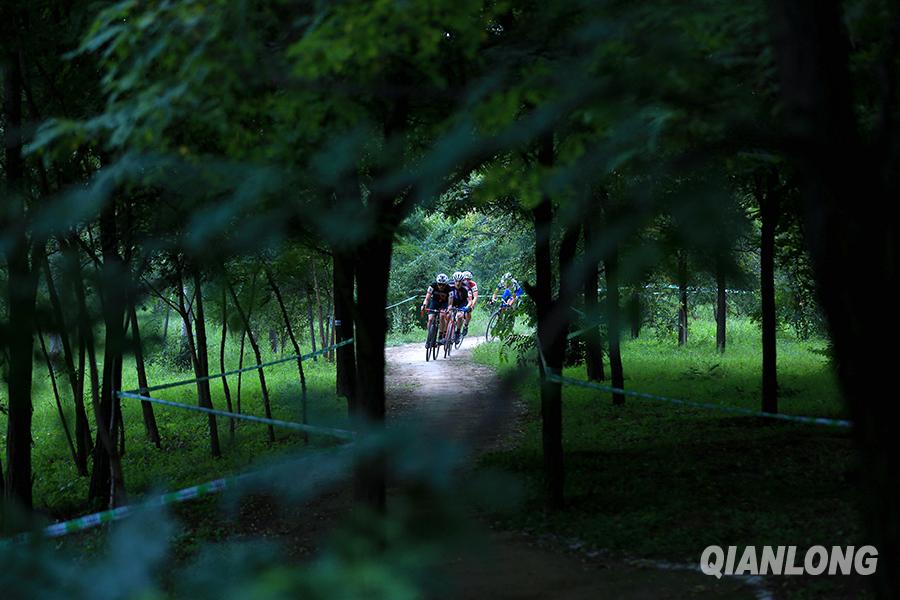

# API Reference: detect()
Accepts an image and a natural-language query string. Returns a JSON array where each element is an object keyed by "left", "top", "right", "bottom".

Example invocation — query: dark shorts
[{"left": 429, "top": 297, "right": 449, "bottom": 311}]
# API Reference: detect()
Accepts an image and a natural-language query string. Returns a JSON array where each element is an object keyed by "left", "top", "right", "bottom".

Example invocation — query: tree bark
[
  {"left": 41, "top": 250, "right": 91, "bottom": 475},
  {"left": 220, "top": 287, "right": 236, "bottom": 439},
  {"left": 333, "top": 246, "right": 357, "bottom": 408},
  {"left": 306, "top": 290, "right": 318, "bottom": 360},
  {"left": 772, "top": 2, "right": 899, "bottom": 596},
  {"left": 129, "top": 301, "right": 161, "bottom": 447},
  {"left": 313, "top": 263, "right": 327, "bottom": 357},
  {"left": 604, "top": 245, "right": 625, "bottom": 406},
  {"left": 3, "top": 42, "right": 38, "bottom": 511},
  {"left": 677, "top": 251, "right": 688, "bottom": 346},
  {"left": 582, "top": 218, "right": 605, "bottom": 381},
  {"left": 191, "top": 268, "right": 221, "bottom": 454},
  {"left": 628, "top": 291, "right": 642, "bottom": 339},
  {"left": 715, "top": 257, "right": 727, "bottom": 353},
  {"left": 228, "top": 279, "right": 275, "bottom": 442},
  {"left": 266, "top": 268, "right": 309, "bottom": 443},
  {"left": 531, "top": 133, "right": 566, "bottom": 510},
  {"left": 88, "top": 198, "right": 128, "bottom": 508},
  {"left": 38, "top": 328, "right": 79, "bottom": 471},
  {"left": 758, "top": 173, "right": 780, "bottom": 414}
]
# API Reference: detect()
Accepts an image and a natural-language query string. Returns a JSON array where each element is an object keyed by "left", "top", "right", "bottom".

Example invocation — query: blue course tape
[{"left": 545, "top": 372, "right": 852, "bottom": 428}]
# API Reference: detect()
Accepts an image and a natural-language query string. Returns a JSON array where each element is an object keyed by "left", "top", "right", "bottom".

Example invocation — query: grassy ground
[
  {"left": 472, "top": 312, "right": 865, "bottom": 598},
  {"left": 14, "top": 313, "right": 351, "bottom": 520}
]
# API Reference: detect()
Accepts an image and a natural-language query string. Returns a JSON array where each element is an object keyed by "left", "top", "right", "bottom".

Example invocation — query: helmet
[
  {"left": 510, "top": 278, "right": 519, "bottom": 288},
  {"left": 436, "top": 273, "right": 449, "bottom": 284},
  {"left": 462, "top": 271, "right": 472, "bottom": 280},
  {"left": 452, "top": 272, "right": 465, "bottom": 282},
  {"left": 503, "top": 272, "right": 512, "bottom": 280}
]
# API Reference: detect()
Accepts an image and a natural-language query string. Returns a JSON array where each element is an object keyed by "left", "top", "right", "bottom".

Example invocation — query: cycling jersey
[
  {"left": 427, "top": 282, "right": 451, "bottom": 310},
  {"left": 450, "top": 284, "right": 470, "bottom": 308},
  {"left": 465, "top": 279, "right": 478, "bottom": 296},
  {"left": 501, "top": 286, "right": 523, "bottom": 302}
]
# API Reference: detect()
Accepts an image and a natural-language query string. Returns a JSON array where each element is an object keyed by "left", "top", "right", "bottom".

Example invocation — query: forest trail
[{"left": 383, "top": 338, "right": 766, "bottom": 600}]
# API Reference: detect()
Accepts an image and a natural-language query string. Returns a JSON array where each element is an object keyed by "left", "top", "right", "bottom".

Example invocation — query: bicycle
[
  {"left": 485, "top": 301, "right": 512, "bottom": 342},
  {"left": 444, "top": 308, "right": 459, "bottom": 358},
  {"left": 423, "top": 308, "right": 442, "bottom": 361},
  {"left": 454, "top": 306, "right": 470, "bottom": 349}
]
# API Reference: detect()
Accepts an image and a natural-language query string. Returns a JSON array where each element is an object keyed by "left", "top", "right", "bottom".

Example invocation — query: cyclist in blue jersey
[{"left": 491, "top": 273, "right": 523, "bottom": 308}]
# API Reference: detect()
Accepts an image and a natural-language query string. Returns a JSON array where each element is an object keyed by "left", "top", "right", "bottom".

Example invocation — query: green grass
[
  {"left": 7, "top": 313, "right": 349, "bottom": 520},
  {"left": 472, "top": 313, "right": 862, "bottom": 576}
]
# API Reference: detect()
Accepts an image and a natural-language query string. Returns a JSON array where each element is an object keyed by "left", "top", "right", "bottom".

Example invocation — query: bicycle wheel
[
  {"left": 426, "top": 319, "right": 437, "bottom": 362},
  {"left": 444, "top": 317, "right": 455, "bottom": 357},
  {"left": 485, "top": 311, "right": 499, "bottom": 342}
]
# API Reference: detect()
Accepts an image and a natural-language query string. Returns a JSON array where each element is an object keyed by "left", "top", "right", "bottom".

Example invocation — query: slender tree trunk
[
  {"left": 266, "top": 268, "right": 309, "bottom": 442},
  {"left": 38, "top": 328, "right": 79, "bottom": 470},
  {"left": 333, "top": 246, "right": 357, "bottom": 408},
  {"left": 313, "top": 264, "right": 327, "bottom": 356},
  {"left": 582, "top": 219, "right": 605, "bottom": 381},
  {"left": 42, "top": 251, "right": 91, "bottom": 475},
  {"left": 220, "top": 287, "right": 235, "bottom": 439},
  {"left": 677, "top": 252, "right": 688, "bottom": 346},
  {"left": 306, "top": 291, "right": 318, "bottom": 360},
  {"left": 162, "top": 305, "right": 170, "bottom": 346},
  {"left": 191, "top": 268, "right": 221, "bottom": 454},
  {"left": 715, "top": 258, "right": 727, "bottom": 353},
  {"left": 129, "top": 302, "right": 161, "bottom": 447},
  {"left": 228, "top": 280, "right": 275, "bottom": 442},
  {"left": 628, "top": 290, "right": 642, "bottom": 339},
  {"left": 236, "top": 329, "right": 246, "bottom": 415},
  {"left": 605, "top": 245, "right": 625, "bottom": 406},
  {"left": 759, "top": 175, "right": 780, "bottom": 414}
]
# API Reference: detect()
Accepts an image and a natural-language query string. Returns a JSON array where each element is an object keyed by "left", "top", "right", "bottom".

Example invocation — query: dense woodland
[{"left": 1, "top": 1, "right": 898, "bottom": 598}]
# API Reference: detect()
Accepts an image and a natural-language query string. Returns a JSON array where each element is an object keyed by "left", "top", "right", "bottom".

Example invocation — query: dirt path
[{"left": 384, "top": 338, "right": 768, "bottom": 600}]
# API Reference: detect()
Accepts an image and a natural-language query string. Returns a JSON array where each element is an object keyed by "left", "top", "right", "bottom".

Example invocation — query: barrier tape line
[
  {"left": 545, "top": 372, "right": 852, "bottom": 428},
  {"left": 118, "top": 392, "right": 356, "bottom": 440},
  {"left": 122, "top": 338, "right": 354, "bottom": 396},
  {"left": 10, "top": 444, "right": 357, "bottom": 543},
  {"left": 385, "top": 295, "right": 421, "bottom": 310}
]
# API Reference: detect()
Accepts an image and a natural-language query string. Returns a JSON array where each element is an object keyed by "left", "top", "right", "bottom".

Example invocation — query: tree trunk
[
  {"left": 162, "top": 304, "right": 170, "bottom": 346},
  {"left": 220, "top": 287, "right": 236, "bottom": 439},
  {"left": 88, "top": 199, "right": 128, "bottom": 508},
  {"left": 582, "top": 218, "right": 605, "bottom": 381},
  {"left": 236, "top": 329, "right": 246, "bottom": 415},
  {"left": 191, "top": 268, "right": 221, "bottom": 455},
  {"left": 531, "top": 133, "right": 565, "bottom": 510},
  {"left": 605, "top": 245, "right": 625, "bottom": 406},
  {"left": 758, "top": 174, "right": 780, "bottom": 414},
  {"left": 677, "top": 252, "right": 688, "bottom": 346},
  {"left": 228, "top": 280, "right": 275, "bottom": 442},
  {"left": 772, "top": 3, "right": 899, "bottom": 596},
  {"left": 352, "top": 233, "right": 393, "bottom": 511},
  {"left": 313, "top": 263, "right": 327, "bottom": 356},
  {"left": 3, "top": 42, "right": 38, "bottom": 511},
  {"left": 266, "top": 268, "right": 309, "bottom": 443},
  {"left": 333, "top": 246, "right": 357, "bottom": 408},
  {"left": 268, "top": 328, "right": 278, "bottom": 353},
  {"left": 38, "top": 328, "right": 79, "bottom": 471},
  {"left": 42, "top": 250, "right": 91, "bottom": 475},
  {"left": 715, "top": 257, "right": 727, "bottom": 353},
  {"left": 628, "top": 291, "right": 642, "bottom": 339},
  {"left": 129, "top": 302, "right": 161, "bottom": 447},
  {"left": 306, "top": 290, "right": 318, "bottom": 360}
]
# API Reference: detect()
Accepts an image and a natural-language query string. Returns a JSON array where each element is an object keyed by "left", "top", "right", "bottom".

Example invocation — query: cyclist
[
  {"left": 449, "top": 271, "right": 471, "bottom": 344},
  {"left": 421, "top": 273, "right": 452, "bottom": 343},
  {"left": 491, "top": 273, "right": 523, "bottom": 308},
  {"left": 461, "top": 270, "right": 478, "bottom": 336}
]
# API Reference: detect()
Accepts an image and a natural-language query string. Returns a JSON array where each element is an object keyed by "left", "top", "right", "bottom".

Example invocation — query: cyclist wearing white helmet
[
  {"left": 461, "top": 270, "right": 478, "bottom": 336},
  {"left": 491, "top": 273, "right": 523, "bottom": 307},
  {"left": 449, "top": 271, "right": 471, "bottom": 345},
  {"left": 421, "top": 273, "right": 452, "bottom": 342},
  {"left": 490, "top": 272, "right": 513, "bottom": 304}
]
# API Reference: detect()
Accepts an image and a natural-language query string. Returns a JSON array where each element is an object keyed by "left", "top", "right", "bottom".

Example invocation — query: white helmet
[
  {"left": 436, "top": 273, "right": 449, "bottom": 284},
  {"left": 462, "top": 271, "right": 472, "bottom": 280},
  {"left": 452, "top": 271, "right": 465, "bottom": 282}
]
